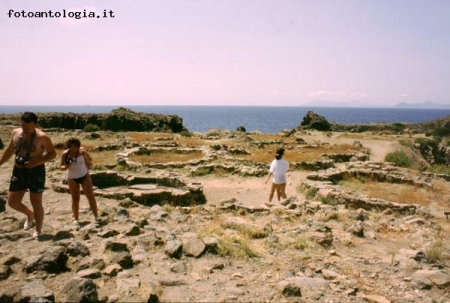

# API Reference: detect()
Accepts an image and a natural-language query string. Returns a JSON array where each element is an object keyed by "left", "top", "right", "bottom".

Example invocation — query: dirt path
[
  {"left": 197, "top": 170, "right": 309, "bottom": 208},
  {"left": 198, "top": 131, "right": 401, "bottom": 207},
  {"left": 299, "top": 130, "right": 401, "bottom": 162}
]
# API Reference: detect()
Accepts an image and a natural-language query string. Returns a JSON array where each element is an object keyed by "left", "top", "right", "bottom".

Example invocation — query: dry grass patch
[
  {"left": 376, "top": 226, "right": 414, "bottom": 243},
  {"left": 426, "top": 241, "right": 445, "bottom": 265},
  {"left": 90, "top": 150, "right": 119, "bottom": 166},
  {"left": 332, "top": 143, "right": 365, "bottom": 152},
  {"left": 198, "top": 218, "right": 226, "bottom": 238},
  {"left": 431, "top": 179, "right": 450, "bottom": 194},
  {"left": 284, "top": 234, "right": 313, "bottom": 250},
  {"left": 190, "top": 166, "right": 231, "bottom": 177},
  {"left": 236, "top": 146, "right": 325, "bottom": 163},
  {"left": 317, "top": 211, "right": 341, "bottom": 222},
  {"left": 302, "top": 143, "right": 363, "bottom": 154},
  {"left": 130, "top": 150, "right": 203, "bottom": 163},
  {"left": 297, "top": 185, "right": 318, "bottom": 200},
  {"left": 291, "top": 153, "right": 326, "bottom": 162},
  {"left": 162, "top": 204, "right": 175, "bottom": 212},
  {"left": 247, "top": 133, "right": 296, "bottom": 142},
  {"left": 126, "top": 132, "right": 173, "bottom": 143},
  {"left": 198, "top": 217, "right": 260, "bottom": 259},
  {"left": 209, "top": 136, "right": 360, "bottom": 164},
  {"left": 339, "top": 178, "right": 450, "bottom": 208},
  {"left": 53, "top": 143, "right": 119, "bottom": 167},
  {"left": 336, "top": 132, "right": 392, "bottom": 141},
  {"left": 264, "top": 233, "right": 314, "bottom": 252},
  {"left": 336, "top": 133, "right": 368, "bottom": 140},
  {"left": 247, "top": 134, "right": 280, "bottom": 141},
  {"left": 236, "top": 142, "right": 364, "bottom": 164},
  {"left": 235, "top": 147, "right": 281, "bottom": 163},
  {"left": 127, "top": 132, "right": 204, "bottom": 147},
  {"left": 395, "top": 190, "right": 429, "bottom": 204},
  {"left": 218, "top": 235, "right": 260, "bottom": 259},
  {"left": 426, "top": 221, "right": 450, "bottom": 266},
  {"left": 51, "top": 131, "right": 119, "bottom": 148},
  {"left": 178, "top": 137, "right": 204, "bottom": 147}
]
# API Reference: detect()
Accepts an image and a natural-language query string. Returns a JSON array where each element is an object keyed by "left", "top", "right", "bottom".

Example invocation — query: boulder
[
  {"left": 19, "top": 280, "right": 55, "bottom": 303},
  {"left": 411, "top": 269, "right": 450, "bottom": 289},
  {"left": 236, "top": 126, "right": 246, "bottom": 132},
  {"left": 111, "top": 251, "right": 134, "bottom": 269},
  {"left": 24, "top": 246, "right": 68, "bottom": 274},
  {"left": 63, "top": 278, "right": 98, "bottom": 302}
]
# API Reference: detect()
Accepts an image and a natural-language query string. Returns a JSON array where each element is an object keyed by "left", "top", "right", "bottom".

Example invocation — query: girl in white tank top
[
  {"left": 60, "top": 137, "right": 99, "bottom": 226},
  {"left": 67, "top": 153, "right": 89, "bottom": 180}
]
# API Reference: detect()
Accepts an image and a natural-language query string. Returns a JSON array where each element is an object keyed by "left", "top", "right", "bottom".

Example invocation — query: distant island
[
  {"left": 301, "top": 100, "right": 450, "bottom": 109},
  {"left": 394, "top": 101, "right": 450, "bottom": 109}
]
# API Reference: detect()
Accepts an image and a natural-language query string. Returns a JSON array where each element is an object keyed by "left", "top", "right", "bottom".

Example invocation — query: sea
[{"left": 1, "top": 106, "right": 449, "bottom": 134}]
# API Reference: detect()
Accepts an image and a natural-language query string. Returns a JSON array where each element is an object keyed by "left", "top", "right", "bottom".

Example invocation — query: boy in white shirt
[{"left": 265, "top": 148, "right": 289, "bottom": 206}]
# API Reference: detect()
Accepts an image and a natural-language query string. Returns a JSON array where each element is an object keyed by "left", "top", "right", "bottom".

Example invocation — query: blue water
[{"left": 1, "top": 106, "right": 449, "bottom": 134}]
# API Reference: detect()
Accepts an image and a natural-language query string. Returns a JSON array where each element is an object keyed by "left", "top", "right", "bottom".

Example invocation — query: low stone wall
[
  {"left": 52, "top": 171, "right": 206, "bottom": 206},
  {"left": 290, "top": 160, "right": 335, "bottom": 171},
  {"left": 302, "top": 162, "right": 439, "bottom": 214},
  {"left": 307, "top": 163, "right": 433, "bottom": 189}
]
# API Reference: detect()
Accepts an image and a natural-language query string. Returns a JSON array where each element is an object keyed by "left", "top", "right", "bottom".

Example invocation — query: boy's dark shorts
[{"left": 9, "top": 164, "right": 46, "bottom": 193}]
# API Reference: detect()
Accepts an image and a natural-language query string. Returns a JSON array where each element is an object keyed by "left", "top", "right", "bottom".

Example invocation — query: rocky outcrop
[
  {"left": 413, "top": 138, "right": 450, "bottom": 166},
  {"left": 6, "top": 107, "right": 186, "bottom": 133},
  {"left": 329, "top": 122, "right": 412, "bottom": 133},
  {"left": 236, "top": 126, "right": 246, "bottom": 133},
  {"left": 299, "top": 111, "right": 331, "bottom": 131}
]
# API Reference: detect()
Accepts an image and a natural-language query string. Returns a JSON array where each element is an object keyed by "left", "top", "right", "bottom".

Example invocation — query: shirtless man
[{"left": 0, "top": 112, "right": 56, "bottom": 238}]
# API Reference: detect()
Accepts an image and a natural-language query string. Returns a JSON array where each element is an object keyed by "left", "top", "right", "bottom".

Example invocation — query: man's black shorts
[{"left": 9, "top": 164, "right": 46, "bottom": 193}]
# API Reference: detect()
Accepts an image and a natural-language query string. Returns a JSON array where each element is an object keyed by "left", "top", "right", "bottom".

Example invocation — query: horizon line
[{"left": 3, "top": 104, "right": 450, "bottom": 109}]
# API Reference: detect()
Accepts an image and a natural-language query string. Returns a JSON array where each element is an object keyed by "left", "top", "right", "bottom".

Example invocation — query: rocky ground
[{"left": 0, "top": 126, "right": 449, "bottom": 303}]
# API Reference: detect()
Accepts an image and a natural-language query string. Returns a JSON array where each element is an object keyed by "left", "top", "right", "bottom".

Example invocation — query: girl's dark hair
[
  {"left": 66, "top": 137, "right": 81, "bottom": 149},
  {"left": 275, "top": 148, "right": 285, "bottom": 160}
]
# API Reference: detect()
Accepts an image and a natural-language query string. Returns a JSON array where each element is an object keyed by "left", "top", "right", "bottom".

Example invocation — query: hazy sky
[{"left": 1, "top": 0, "right": 449, "bottom": 107}]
